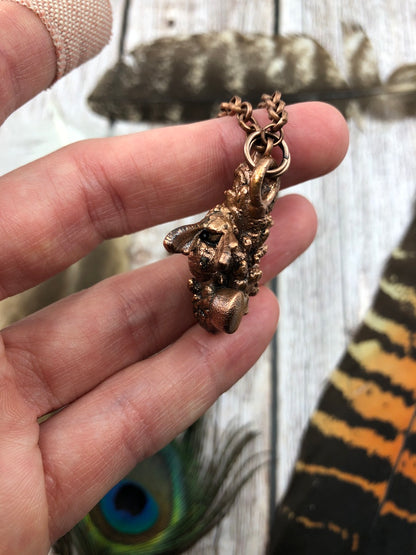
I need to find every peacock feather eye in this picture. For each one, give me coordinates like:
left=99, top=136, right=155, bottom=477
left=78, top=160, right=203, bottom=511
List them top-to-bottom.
left=53, top=423, right=259, bottom=554
left=80, top=444, right=187, bottom=549
left=98, top=480, right=160, bottom=535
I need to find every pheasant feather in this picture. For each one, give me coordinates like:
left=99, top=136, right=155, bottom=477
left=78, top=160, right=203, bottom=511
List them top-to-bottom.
left=268, top=208, right=416, bottom=554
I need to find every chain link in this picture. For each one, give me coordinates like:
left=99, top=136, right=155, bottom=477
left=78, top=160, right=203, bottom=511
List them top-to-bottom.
left=218, top=91, right=288, bottom=136
left=218, top=91, right=290, bottom=177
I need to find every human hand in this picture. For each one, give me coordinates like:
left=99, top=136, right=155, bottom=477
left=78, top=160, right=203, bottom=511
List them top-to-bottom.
left=0, top=2, right=349, bottom=553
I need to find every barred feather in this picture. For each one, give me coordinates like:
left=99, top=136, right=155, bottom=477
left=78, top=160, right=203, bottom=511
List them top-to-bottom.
left=88, top=26, right=416, bottom=124
left=88, top=30, right=347, bottom=123
left=269, top=210, right=416, bottom=554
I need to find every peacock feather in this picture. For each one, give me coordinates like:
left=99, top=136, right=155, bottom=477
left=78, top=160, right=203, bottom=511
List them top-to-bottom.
left=268, top=208, right=416, bottom=554
left=53, top=422, right=261, bottom=554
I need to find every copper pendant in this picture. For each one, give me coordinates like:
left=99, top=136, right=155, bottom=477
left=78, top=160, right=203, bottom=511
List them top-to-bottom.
left=164, top=131, right=290, bottom=333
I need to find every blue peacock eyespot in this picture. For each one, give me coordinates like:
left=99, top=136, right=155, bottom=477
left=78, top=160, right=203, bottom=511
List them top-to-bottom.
left=99, top=479, right=159, bottom=534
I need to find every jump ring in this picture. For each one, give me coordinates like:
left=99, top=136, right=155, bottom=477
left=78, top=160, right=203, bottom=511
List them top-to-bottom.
left=262, top=123, right=284, bottom=144
left=244, top=131, right=291, bottom=177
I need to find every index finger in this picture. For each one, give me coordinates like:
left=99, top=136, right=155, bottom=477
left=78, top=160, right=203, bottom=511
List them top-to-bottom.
left=0, top=103, right=349, bottom=298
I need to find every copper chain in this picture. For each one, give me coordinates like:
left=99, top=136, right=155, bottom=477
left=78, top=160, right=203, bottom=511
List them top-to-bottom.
left=218, top=91, right=290, bottom=176
left=218, top=91, right=288, bottom=135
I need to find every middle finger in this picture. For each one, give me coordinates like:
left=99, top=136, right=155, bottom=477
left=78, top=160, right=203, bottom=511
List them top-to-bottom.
left=0, top=102, right=347, bottom=299
left=2, top=193, right=316, bottom=415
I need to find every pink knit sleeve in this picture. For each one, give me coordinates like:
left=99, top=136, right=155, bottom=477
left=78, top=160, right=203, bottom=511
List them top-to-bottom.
left=0, top=0, right=113, bottom=80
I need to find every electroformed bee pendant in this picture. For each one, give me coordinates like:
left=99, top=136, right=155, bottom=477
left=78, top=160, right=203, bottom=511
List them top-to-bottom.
left=163, top=92, right=290, bottom=333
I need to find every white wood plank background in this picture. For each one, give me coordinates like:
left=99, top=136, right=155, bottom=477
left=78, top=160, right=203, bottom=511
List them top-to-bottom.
left=0, top=1, right=415, bottom=553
